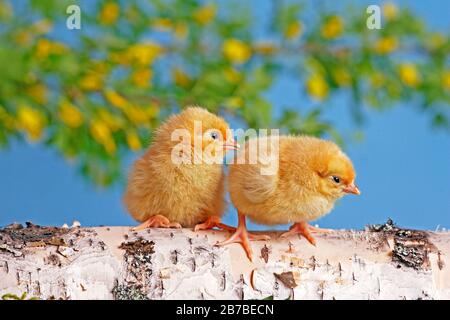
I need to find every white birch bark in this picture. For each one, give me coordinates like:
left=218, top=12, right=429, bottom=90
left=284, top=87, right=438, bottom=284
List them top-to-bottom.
left=0, top=222, right=449, bottom=300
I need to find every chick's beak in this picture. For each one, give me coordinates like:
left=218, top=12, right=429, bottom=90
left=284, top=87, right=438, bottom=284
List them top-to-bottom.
left=223, top=138, right=240, bottom=151
left=343, top=183, right=360, bottom=195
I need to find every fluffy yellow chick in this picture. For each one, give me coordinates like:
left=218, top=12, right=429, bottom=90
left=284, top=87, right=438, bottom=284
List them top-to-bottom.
left=123, top=106, right=239, bottom=231
left=220, top=135, right=360, bottom=260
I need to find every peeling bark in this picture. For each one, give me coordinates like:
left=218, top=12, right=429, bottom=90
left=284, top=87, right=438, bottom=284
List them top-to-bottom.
left=0, top=222, right=449, bottom=300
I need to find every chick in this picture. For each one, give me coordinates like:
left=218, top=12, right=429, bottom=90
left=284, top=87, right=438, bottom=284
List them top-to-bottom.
left=124, top=106, right=239, bottom=231
left=220, top=135, right=360, bottom=260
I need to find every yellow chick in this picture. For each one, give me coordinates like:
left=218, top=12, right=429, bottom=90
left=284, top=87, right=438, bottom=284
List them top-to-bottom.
left=123, top=106, right=239, bottom=231
left=220, top=135, right=360, bottom=260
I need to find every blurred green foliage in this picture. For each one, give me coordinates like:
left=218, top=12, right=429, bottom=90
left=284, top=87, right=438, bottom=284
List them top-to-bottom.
left=0, top=0, right=449, bottom=186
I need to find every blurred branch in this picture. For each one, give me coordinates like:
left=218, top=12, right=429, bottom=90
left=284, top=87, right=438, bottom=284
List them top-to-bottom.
left=0, top=0, right=448, bottom=185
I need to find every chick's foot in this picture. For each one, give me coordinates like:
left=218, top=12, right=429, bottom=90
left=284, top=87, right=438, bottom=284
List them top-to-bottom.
left=216, top=213, right=270, bottom=262
left=132, top=214, right=182, bottom=231
left=194, top=216, right=236, bottom=232
left=280, top=221, right=331, bottom=246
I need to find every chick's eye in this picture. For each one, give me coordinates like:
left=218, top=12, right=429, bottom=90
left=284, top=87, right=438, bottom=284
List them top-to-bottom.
left=210, top=132, right=219, bottom=140
left=331, top=176, right=340, bottom=184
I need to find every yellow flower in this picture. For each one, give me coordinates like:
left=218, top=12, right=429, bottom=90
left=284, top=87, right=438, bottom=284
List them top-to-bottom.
left=99, top=2, right=120, bottom=25
left=383, top=2, right=398, bottom=21
left=193, top=4, right=216, bottom=25
left=321, top=16, right=343, bottom=39
left=152, top=18, right=172, bottom=31
left=284, top=21, right=303, bottom=39
left=174, top=22, right=188, bottom=39
left=374, top=36, right=398, bottom=54
left=35, top=39, right=67, bottom=59
left=36, top=39, right=52, bottom=58
left=222, top=39, right=252, bottom=64
left=127, top=42, right=163, bottom=66
left=253, top=42, right=278, bottom=55
left=109, top=51, right=130, bottom=65
left=398, top=63, right=420, bottom=87
left=223, top=67, right=242, bottom=84
left=172, top=68, right=191, bottom=88
left=131, top=69, right=152, bottom=88
left=333, top=69, right=351, bottom=86
left=443, top=70, right=450, bottom=90
left=80, top=74, right=103, bottom=91
left=306, top=74, right=329, bottom=100
left=26, top=83, right=47, bottom=104
left=105, top=90, right=129, bottom=109
left=224, top=96, right=244, bottom=109
left=58, top=100, right=83, bottom=128
left=17, top=105, right=45, bottom=141
left=123, top=105, right=150, bottom=125
left=98, top=109, right=123, bottom=131
left=90, top=119, right=116, bottom=154
left=126, top=130, right=142, bottom=151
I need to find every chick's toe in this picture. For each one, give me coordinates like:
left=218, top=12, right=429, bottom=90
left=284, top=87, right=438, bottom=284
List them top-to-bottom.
left=216, top=213, right=270, bottom=262
left=132, top=214, right=182, bottom=231
left=194, top=216, right=236, bottom=232
left=280, top=222, right=318, bottom=246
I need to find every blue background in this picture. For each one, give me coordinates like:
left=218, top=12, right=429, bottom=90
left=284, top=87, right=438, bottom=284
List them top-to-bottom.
left=0, top=0, right=449, bottom=230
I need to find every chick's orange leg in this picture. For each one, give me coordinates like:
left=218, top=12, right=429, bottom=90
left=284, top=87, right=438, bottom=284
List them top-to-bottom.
left=216, top=213, right=270, bottom=262
left=132, top=214, right=182, bottom=231
left=194, top=216, right=236, bottom=232
left=280, top=221, right=318, bottom=246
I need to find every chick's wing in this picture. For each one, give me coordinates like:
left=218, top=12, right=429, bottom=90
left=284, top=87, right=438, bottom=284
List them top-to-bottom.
left=231, top=137, right=279, bottom=204
left=242, top=165, right=278, bottom=204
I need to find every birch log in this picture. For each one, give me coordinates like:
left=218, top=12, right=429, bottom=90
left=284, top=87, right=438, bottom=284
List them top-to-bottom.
left=0, top=221, right=449, bottom=300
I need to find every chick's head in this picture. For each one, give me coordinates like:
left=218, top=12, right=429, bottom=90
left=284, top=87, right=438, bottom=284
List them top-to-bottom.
left=181, top=107, right=238, bottom=157
left=313, top=146, right=360, bottom=199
